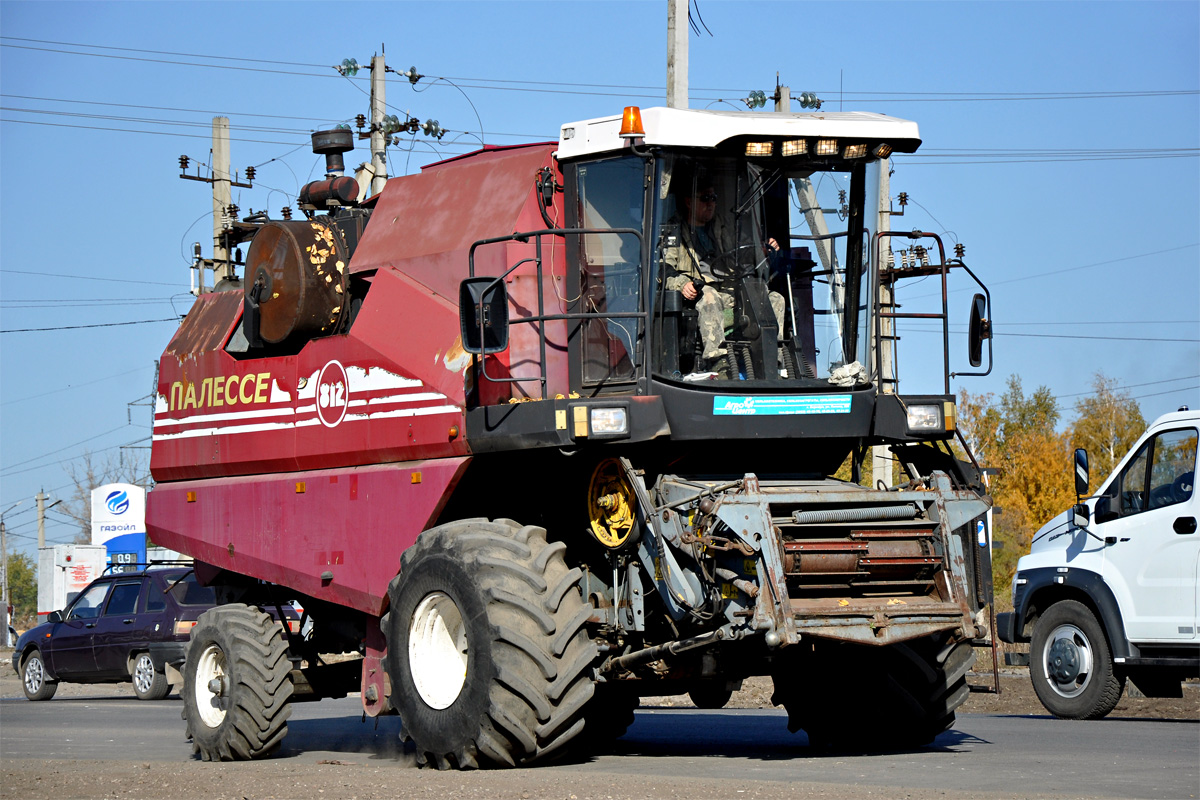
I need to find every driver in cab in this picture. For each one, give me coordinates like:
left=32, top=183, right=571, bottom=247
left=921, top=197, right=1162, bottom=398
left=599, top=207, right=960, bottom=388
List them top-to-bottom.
left=663, top=171, right=785, bottom=366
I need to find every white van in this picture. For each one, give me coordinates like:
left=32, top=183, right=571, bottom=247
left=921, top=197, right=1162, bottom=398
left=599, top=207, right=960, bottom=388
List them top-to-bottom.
left=997, top=408, right=1198, bottom=718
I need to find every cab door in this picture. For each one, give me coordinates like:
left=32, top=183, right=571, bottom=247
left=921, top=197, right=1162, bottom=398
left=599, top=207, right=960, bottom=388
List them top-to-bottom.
left=1098, top=425, right=1198, bottom=642
left=44, top=580, right=111, bottom=678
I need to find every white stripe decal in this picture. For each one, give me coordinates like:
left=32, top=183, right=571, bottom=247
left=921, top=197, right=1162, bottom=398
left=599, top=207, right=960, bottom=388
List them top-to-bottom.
left=152, top=405, right=460, bottom=440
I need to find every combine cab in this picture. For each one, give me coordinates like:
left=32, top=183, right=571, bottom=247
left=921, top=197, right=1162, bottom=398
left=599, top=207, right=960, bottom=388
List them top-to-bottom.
left=149, top=105, right=996, bottom=767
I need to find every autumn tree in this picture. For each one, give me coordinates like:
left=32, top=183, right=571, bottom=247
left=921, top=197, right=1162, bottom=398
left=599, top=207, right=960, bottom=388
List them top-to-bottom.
left=1071, top=372, right=1145, bottom=493
left=61, top=449, right=150, bottom=544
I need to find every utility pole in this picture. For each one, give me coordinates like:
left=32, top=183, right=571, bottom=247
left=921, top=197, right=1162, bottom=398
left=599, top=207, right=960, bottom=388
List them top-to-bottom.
left=666, top=0, right=688, bottom=108
left=370, top=54, right=388, bottom=197
left=774, top=79, right=791, bottom=112
left=211, top=117, right=233, bottom=285
left=872, top=160, right=894, bottom=488
left=36, top=489, right=47, bottom=549
left=2, top=501, right=22, bottom=646
left=1, top=518, right=8, bottom=646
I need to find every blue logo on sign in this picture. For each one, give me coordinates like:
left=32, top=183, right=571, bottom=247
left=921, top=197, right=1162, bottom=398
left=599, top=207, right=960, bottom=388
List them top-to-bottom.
left=106, top=490, right=130, bottom=515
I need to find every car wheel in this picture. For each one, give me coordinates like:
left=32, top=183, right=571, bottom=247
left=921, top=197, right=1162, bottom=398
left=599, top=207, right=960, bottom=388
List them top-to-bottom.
left=1030, top=599, right=1124, bottom=719
left=22, top=649, right=58, bottom=701
left=133, top=652, right=170, bottom=701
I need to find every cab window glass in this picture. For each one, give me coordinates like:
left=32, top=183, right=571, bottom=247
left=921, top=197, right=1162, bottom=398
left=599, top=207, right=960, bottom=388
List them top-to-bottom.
left=577, top=156, right=645, bottom=385
left=1148, top=428, right=1197, bottom=510
left=1118, top=441, right=1149, bottom=514
left=104, top=581, right=142, bottom=616
left=66, top=582, right=111, bottom=621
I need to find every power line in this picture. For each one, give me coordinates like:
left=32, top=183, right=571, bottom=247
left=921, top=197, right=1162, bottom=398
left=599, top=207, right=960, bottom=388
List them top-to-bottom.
left=4, top=38, right=1195, bottom=105
left=0, top=268, right=181, bottom=287
left=1, top=318, right=179, bottom=334
left=2, top=365, right=154, bottom=407
left=1053, top=375, right=1200, bottom=400
left=0, top=424, right=131, bottom=475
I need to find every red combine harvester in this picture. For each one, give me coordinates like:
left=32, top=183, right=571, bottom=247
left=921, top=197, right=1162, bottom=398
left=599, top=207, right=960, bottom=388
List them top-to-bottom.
left=148, top=105, right=996, bottom=768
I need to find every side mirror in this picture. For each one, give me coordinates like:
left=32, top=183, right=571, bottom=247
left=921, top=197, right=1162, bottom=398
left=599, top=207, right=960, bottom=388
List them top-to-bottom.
left=459, top=277, right=509, bottom=355
left=967, top=293, right=990, bottom=368
left=1074, top=448, right=1090, bottom=498
left=1071, top=502, right=1091, bottom=527
left=46, top=610, right=63, bottom=623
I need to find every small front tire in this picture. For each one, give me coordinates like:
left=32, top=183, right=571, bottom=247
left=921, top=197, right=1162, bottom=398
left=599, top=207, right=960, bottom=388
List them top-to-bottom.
left=1030, top=599, right=1123, bottom=719
left=182, top=604, right=294, bottom=760
left=22, top=649, right=58, bottom=701
left=133, top=652, right=170, bottom=701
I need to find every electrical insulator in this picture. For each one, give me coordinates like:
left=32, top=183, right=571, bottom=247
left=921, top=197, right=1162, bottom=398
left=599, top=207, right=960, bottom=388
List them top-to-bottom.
left=338, top=58, right=359, bottom=77
left=401, top=66, right=423, bottom=84
left=745, top=90, right=768, bottom=109
left=799, top=91, right=823, bottom=109
left=356, top=114, right=366, bottom=129
left=421, top=119, right=446, bottom=140
left=179, top=155, right=189, bottom=170
left=245, top=166, right=256, bottom=181
left=838, top=189, right=846, bottom=205
left=898, top=191, right=909, bottom=207
left=226, top=203, right=239, bottom=218
left=280, top=206, right=292, bottom=220
left=954, top=243, right=965, bottom=258
left=886, top=248, right=895, bottom=269
left=900, top=249, right=911, bottom=269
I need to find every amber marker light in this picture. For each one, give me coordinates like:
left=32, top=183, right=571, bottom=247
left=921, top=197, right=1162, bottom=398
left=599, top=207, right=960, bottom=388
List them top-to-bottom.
left=619, top=106, right=645, bottom=139
left=448, top=425, right=460, bottom=440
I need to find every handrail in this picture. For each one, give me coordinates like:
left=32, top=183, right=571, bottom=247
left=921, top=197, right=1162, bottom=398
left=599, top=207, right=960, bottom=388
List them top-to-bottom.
left=468, top=226, right=645, bottom=398
left=872, top=231, right=950, bottom=395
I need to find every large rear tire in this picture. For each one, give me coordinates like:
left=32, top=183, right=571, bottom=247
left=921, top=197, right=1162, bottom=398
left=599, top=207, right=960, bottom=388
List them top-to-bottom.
left=383, top=519, right=597, bottom=769
left=182, top=604, right=294, bottom=761
left=772, top=636, right=974, bottom=749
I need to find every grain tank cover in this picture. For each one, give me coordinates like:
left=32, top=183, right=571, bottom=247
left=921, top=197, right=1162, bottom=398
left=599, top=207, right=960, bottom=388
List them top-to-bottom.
left=244, top=219, right=349, bottom=344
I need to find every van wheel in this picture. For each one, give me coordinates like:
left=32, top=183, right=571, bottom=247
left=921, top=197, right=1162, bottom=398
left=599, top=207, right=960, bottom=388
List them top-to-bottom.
left=1030, top=600, right=1123, bottom=719
left=22, top=649, right=57, bottom=701
left=133, top=652, right=170, bottom=701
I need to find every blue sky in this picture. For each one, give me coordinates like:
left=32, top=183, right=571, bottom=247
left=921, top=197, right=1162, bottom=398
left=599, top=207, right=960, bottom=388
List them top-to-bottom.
left=1, top=1, right=1197, bottom=557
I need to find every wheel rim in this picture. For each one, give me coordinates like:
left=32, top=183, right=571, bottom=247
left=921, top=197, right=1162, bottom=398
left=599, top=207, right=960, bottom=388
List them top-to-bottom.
left=408, top=591, right=468, bottom=710
left=1042, top=623, right=1094, bottom=698
left=193, top=643, right=228, bottom=727
left=134, top=654, right=156, bottom=694
left=24, top=656, right=44, bottom=694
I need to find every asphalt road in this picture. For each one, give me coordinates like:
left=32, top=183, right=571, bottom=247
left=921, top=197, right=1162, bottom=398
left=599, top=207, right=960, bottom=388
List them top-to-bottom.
left=2, top=693, right=1197, bottom=800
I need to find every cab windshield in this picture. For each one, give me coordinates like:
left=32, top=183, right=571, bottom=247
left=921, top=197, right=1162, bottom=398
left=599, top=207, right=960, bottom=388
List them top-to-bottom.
left=649, top=152, right=879, bottom=385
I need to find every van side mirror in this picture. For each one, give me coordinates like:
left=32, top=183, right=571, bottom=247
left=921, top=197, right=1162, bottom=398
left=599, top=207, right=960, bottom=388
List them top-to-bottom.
left=458, top=277, right=509, bottom=355
left=968, top=293, right=990, bottom=368
left=1074, top=448, right=1090, bottom=497
left=1071, top=503, right=1090, bottom=527
left=46, top=610, right=63, bottom=623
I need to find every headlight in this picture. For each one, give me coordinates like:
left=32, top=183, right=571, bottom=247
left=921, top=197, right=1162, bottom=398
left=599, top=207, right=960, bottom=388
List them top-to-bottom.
left=906, top=404, right=942, bottom=431
left=590, top=407, right=628, bottom=435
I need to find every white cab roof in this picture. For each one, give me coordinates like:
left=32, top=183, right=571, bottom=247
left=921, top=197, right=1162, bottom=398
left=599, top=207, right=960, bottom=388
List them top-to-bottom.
left=557, top=106, right=922, bottom=161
